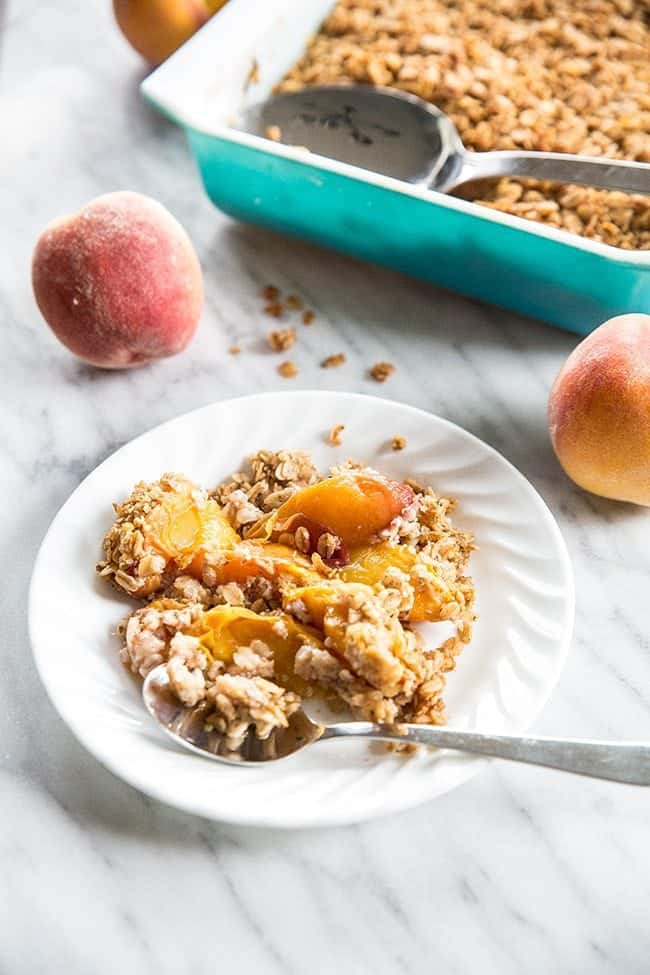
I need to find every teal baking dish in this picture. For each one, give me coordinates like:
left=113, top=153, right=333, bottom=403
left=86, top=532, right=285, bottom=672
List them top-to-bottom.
left=141, top=0, right=650, bottom=335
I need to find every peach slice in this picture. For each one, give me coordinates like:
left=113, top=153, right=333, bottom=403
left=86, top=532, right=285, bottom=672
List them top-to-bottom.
left=249, top=472, right=415, bottom=554
left=100, top=474, right=239, bottom=598
left=146, top=492, right=238, bottom=582
left=210, top=542, right=322, bottom=590
left=339, top=543, right=450, bottom=622
left=282, top=582, right=342, bottom=631
left=188, top=605, right=324, bottom=695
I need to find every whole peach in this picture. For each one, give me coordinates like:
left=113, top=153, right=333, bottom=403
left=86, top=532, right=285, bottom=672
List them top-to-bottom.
left=113, top=0, right=226, bottom=66
left=32, top=191, right=203, bottom=369
left=548, top=314, right=650, bottom=505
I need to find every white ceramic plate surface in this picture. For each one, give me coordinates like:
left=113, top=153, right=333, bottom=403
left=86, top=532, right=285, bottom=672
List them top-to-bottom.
left=29, top=392, right=574, bottom=827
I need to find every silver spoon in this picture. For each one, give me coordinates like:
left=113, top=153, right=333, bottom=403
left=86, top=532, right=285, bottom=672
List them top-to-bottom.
left=242, top=85, right=650, bottom=195
left=143, top=665, right=650, bottom=784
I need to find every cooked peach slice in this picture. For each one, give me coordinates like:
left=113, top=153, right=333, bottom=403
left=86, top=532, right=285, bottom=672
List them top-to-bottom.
left=248, top=471, right=415, bottom=555
left=98, top=473, right=238, bottom=598
left=147, top=491, right=236, bottom=572
left=211, top=542, right=322, bottom=590
left=339, top=542, right=450, bottom=622
left=282, top=582, right=339, bottom=630
left=189, top=605, right=324, bottom=695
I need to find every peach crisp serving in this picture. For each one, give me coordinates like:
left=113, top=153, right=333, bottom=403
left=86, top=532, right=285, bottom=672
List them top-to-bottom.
left=97, top=451, right=476, bottom=751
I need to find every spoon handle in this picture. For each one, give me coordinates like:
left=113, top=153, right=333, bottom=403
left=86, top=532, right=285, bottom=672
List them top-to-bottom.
left=457, top=150, right=650, bottom=195
left=321, top=723, right=650, bottom=785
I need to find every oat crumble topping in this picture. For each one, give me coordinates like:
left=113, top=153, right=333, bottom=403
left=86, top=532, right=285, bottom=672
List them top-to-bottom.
left=328, top=423, right=346, bottom=445
left=391, top=436, right=407, bottom=451
left=214, top=449, right=320, bottom=518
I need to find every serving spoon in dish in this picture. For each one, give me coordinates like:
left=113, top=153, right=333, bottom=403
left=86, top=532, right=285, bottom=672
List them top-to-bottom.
left=242, top=85, right=650, bottom=196
left=144, top=664, right=650, bottom=784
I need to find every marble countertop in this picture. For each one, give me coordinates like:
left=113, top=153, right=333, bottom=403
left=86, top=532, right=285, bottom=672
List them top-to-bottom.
left=3, top=2, right=650, bottom=972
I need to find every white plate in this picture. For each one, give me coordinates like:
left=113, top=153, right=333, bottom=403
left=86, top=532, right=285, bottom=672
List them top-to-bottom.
left=29, top=392, right=574, bottom=828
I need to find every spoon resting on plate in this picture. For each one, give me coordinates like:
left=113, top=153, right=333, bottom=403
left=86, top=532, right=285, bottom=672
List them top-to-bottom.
left=242, top=85, right=650, bottom=195
left=143, top=664, right=650, bottom=783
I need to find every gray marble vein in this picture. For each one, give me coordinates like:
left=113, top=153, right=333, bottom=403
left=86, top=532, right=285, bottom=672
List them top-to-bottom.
left=2, top=2, right=650, bottom=972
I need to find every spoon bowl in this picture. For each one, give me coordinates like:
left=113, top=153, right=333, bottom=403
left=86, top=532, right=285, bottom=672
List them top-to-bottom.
left=243, top=84, right=465, bottom=188
left=143, top=664, right=324, bottom=763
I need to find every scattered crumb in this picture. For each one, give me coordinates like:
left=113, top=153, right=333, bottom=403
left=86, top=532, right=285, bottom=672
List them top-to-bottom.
left=245, top=59, right=259, bottom=90
left=266, top=125, right=282, bottom=142
left=260, top=286, right=312, bottom=329
left=264, top=301, right=284, bottom=318
left=268, top=327, right=296, bottom=352
left=228, top=345, right=241, bottom=356
left=321, top=353, right=346, bottom=369
left=278, top=360, right=298, bottom=378
left=370, top=362, right=395, bottom=382
left=328, top=424, right=345, bottom=445
left=391, top=436, right=407, bottom=451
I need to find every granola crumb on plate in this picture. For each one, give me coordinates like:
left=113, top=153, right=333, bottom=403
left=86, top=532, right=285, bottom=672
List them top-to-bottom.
left=328, top=423, right=345, bottom=445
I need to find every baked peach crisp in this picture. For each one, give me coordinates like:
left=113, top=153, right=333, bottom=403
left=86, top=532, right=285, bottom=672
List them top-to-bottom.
left=100, top=451, right=476, bottom=750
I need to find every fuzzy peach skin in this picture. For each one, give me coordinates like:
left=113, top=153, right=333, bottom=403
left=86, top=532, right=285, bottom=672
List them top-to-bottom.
left=113, top=0, right=227, bottom=65
left=32, top=191, right=203, bottom=369
left=548, top=314, right=650, bottom=506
